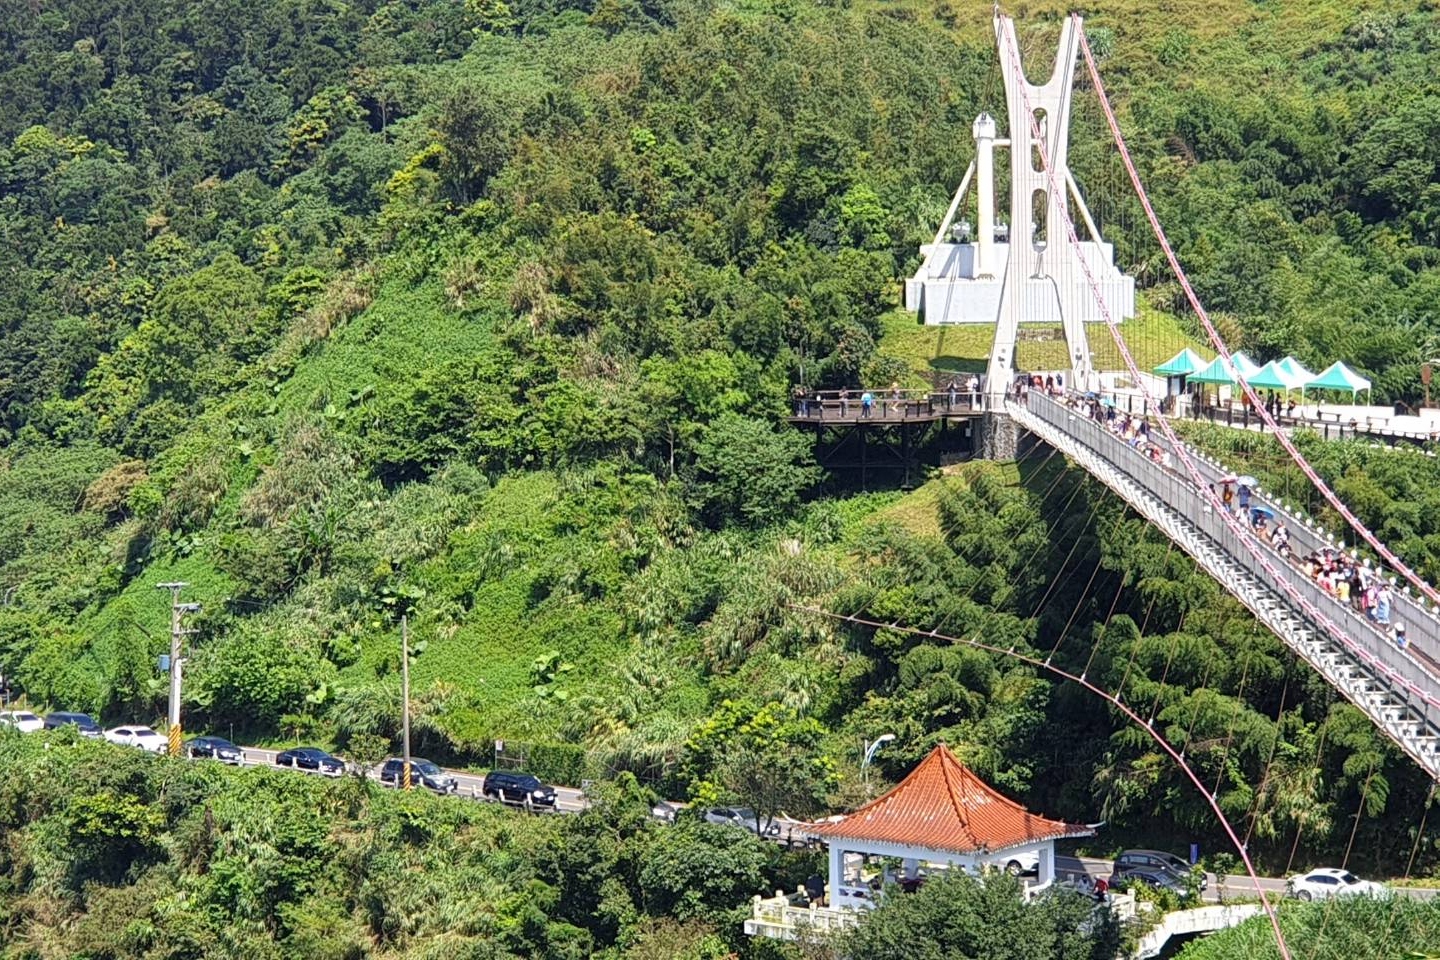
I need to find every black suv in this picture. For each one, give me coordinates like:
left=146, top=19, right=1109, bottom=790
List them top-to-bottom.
left=43, top=712, right=101, bottom=738
left=186, top=736, right=244, bottom=764
left=276, top=747, right=346, bottom=777
left=379, top=757, right=457, bottom=793
left=482, top=770, right=557, bottom=807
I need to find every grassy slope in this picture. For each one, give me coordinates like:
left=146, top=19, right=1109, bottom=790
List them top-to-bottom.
left=877, top=298, right=1211, bottom=378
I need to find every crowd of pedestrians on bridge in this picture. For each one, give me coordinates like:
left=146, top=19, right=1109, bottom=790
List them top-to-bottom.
left=1050, top=388, right=1413, bottom=653
left=1062, top=388, right=1174, bottom=468
left=1212, top=478, right=1405, bottom=648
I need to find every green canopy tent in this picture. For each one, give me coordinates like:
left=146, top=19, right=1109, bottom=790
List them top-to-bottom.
left=1153, top=347, right=1207, bottom=377
left=1189, top=351, right=1260, bottom=385
left=1189, top=352, right=1262, bottom=414
left=1231, top=352, right=1261, bottom=380
left=1247, top=360, right=1295, bottom=392
left=1305, top=361, right=1372, bottom=400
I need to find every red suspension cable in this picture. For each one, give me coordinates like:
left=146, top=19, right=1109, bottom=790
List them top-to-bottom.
left=998, top=13, right=1440, bottom=724
left=1075, top=18, right=1440, bottom=613
left=800, top=604, right=1290, bottom=958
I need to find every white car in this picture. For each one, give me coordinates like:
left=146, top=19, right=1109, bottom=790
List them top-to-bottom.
left=0, top=710, right=44, bottom=733
left=104, top=725, right=168, bottom=754
left=982, top=849, right=1040, bottom=875
left=1286, top=867, right=1387, bottom=901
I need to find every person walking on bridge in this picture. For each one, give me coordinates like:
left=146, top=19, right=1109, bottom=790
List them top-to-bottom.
left=968, top=374, right=980, bottom=408
left=947, top=378, right=958, bottom=409
left=793, top=383, right=809, bottom=417
left=839, top=388, right=850, bottom=418
left=860, top=390, right=874, bottom=419
left=1374, top=582, right=1394, bottom=626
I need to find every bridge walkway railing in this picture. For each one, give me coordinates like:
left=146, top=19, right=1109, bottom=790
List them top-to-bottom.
left=1009, top=391, right=1440, bottom=779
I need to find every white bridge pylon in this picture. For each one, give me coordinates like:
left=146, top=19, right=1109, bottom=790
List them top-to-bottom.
left=904, top=14, right=1136, bottom=401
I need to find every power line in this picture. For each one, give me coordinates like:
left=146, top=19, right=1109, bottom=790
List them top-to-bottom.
left=795, top=601, right=1292, bottom=954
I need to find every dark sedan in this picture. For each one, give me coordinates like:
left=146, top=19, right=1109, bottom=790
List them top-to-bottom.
left=44, top=712, right=102, bottom=738
left=186, top=736, right=244, bottom=764
left=275, top=747, right=346, bottom=777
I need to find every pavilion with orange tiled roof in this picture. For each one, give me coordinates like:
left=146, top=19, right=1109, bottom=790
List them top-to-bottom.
left=811, top=743, right=1095, bottom=910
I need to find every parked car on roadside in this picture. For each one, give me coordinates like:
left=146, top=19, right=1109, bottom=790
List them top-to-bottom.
left=0, top=710, right=44, bottom=733
left=44, top=712, right=102, bottom=737
left=104, top=725, right=168, bottom=753
left=186, top=736, right=244, bottom=764
left=276, top=747, right=346, bottom=776
left=380, top=757, right=458, bottom=793
left=481, top=770, right=557, bottom=807
left=704, top=806, right=781, bottom=837
left=1111, top=849, right=1206, bottom=890
left=990, top=850, right=1039, bottom=875
left=1109, top=868, right=1189, bottom=896
left=1286, top=868, right=1387, bottom=901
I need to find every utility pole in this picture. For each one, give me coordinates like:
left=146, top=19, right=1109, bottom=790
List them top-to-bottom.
left=156, top=582, right=200, bottom=757
left=401, top=613, right=412, bottom=790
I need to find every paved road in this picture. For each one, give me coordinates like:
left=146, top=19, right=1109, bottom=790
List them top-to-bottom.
left=221, top=745, right=1435, bottom=900
left=235, top=746, right=588, bottom=814
left=1055, top=855, right=1438, bottom=903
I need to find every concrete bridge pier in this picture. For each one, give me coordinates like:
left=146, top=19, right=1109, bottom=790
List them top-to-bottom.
left=978, top=412, right=1022, bottom=460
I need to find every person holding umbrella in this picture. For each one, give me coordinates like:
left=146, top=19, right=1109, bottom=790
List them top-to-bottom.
left=1236, top=476, right=1257, bottom=514
left=1251, top=506, right=1274, bottom=537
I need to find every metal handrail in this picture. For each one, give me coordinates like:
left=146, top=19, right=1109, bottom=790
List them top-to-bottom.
left=1013, top=391, right=1440, bottom=772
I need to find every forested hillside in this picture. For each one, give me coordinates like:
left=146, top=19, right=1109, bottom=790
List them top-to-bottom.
left=4, top=0, right=1440, bottom=955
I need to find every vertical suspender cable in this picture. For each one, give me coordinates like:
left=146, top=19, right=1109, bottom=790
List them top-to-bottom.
left=1076, top=20, right=1440, bottom=612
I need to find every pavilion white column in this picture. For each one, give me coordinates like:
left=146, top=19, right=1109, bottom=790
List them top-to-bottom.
left=828, top=843, right=843, bottom=907
left=1037, top=844, right=1053, bottom=886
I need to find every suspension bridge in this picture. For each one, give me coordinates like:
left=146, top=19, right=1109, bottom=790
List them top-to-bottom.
left=850, top=10, right=1440, bottom=956
left=895, top=10, right=1440, bottom=789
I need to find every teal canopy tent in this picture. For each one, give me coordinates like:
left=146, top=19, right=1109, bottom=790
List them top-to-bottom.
left=1153, top=347, right=1207, bottom=377
left=1189, top=352, right=1259, bottom=385
left=1231, top=352, right=1261, bottom=380
left=1247, top=360, right=1295, bottom=392
left=1306, top=361, right=1372, bottom=399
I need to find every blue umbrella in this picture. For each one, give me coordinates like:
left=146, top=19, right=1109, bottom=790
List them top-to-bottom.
left=1099, top=397, right=1116, bottom=407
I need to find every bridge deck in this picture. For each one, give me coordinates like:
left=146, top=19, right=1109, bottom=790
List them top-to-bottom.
left=1010, top=391, right=1440, bottom=779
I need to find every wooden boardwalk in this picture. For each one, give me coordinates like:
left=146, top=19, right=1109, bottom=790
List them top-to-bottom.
left=787, top=390, right=988, bottom=426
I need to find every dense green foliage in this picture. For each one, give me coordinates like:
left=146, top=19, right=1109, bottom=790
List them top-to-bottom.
left=4, top=0, right=1440, bottom=953
left=0, top=731, right=808, bottom=958
left=836, top=872, right=1122, bottom=960
left=1175, top=896, right=1440, bottom=960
